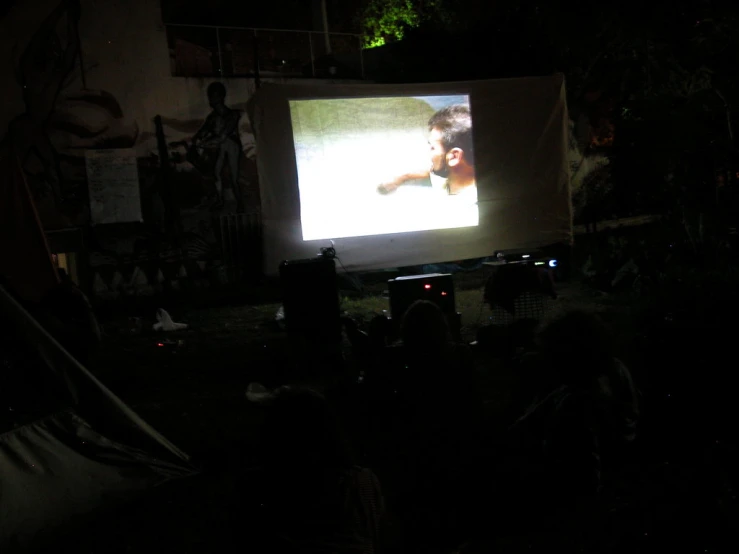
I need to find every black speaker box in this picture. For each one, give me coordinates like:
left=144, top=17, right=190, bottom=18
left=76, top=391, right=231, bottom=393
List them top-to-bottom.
left=279, top=257, right=341, bottom=343
left=388, top=273, right=456, bottom=322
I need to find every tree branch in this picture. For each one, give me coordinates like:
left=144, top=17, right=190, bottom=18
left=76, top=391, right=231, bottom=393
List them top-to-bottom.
left=715, top=89, right=734, bottom=144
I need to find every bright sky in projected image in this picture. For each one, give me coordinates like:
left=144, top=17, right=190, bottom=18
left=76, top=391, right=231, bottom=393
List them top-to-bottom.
left=289, top=95, right=478, bottom=241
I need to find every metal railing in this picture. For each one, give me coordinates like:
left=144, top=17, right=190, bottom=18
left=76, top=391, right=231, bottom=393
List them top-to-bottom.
left=166, top=23, right=365, bottom=79
left=219, top=212, right=262, bottom=283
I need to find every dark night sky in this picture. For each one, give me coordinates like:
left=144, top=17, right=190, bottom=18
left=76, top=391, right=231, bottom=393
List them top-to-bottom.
left=1, top=0, right=17, bottom=19
left=161, top=0, right=363, bottom=33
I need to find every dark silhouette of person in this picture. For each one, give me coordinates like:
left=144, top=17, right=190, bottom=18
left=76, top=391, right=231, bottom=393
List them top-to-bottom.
left=6, top=0, right=81, bottom=205
left=191, top=82, right=242, bottom=209
left=366, top=301, right=482, bottom=553
left=534, top=309, right=640, bottom=457
left=486, top=310, right=640, bottom=544
left=341, top=313, right=395, bottom=376
left=253, top=385, right=390, bottom=553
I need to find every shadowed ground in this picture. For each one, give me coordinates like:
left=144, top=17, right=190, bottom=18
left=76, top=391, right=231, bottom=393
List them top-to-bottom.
left=52, top=270, right=737, bottom=553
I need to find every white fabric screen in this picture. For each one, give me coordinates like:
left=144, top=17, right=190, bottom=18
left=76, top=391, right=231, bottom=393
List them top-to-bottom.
left=250, top=75, right=572, bottom=275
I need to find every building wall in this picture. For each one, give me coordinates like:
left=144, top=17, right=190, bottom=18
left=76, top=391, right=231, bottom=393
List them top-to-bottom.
left=0, top=0, right=321, bottom=297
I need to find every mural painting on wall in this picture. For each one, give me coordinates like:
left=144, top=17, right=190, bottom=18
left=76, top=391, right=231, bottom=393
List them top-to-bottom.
left=3, top=0, right=261, bottom=297
left=5, top=0, right=138, bottom=231
left=89, top=77, right=262, bottom=298
left=91, top=78, right=261, bottom=298
left=113, top=80, right=263, bottom=296
left=161, top=81, right=260, bottom=215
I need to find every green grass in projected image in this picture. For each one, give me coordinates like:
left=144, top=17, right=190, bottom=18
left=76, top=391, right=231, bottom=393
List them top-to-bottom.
left=289, top=97, right=436, bottom=144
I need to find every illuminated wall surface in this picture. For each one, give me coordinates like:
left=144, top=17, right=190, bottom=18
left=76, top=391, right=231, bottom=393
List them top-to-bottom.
left=0, top=0, right=358, bottom=295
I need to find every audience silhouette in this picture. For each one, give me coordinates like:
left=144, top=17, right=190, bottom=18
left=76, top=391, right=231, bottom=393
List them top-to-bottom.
left=348, top=301, right=483, bottom=553
left=471, top=309, right=641, bottom=550
left=253, top=385, right=390, bottom=553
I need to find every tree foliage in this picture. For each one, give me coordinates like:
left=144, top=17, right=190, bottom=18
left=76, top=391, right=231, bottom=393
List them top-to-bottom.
left=359, top=0, right=452, bottom=48
left=464, top=2, right=739, bottom=213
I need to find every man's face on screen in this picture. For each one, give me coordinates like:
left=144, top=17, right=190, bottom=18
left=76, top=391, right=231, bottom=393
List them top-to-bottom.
left=429, top=128, right=450, bottom=178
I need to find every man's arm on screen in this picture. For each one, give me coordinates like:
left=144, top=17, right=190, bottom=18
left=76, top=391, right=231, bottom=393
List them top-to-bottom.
left=377, top=170, right=431, bottom=194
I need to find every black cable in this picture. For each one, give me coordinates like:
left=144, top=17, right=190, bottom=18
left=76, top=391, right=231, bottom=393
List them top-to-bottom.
left=335, top=256, right=366, bottom=297
left=477, top=266, right=490, bottom=325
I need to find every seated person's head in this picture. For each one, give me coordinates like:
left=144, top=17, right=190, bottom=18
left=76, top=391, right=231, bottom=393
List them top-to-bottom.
left=400, top=300, right=451, bottom=355
left=536, top=309, right=614, bottom=385
left=368, top=314, right=392, bottom=348
left=259, top=386, right=353, bottom=475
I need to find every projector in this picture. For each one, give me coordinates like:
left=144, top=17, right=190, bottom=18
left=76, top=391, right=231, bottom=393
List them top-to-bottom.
left=493, top=250, right=558, bottom=269
left=494, top=250, right=544, bottom=263
left=387, top=273, right=456, bottom=322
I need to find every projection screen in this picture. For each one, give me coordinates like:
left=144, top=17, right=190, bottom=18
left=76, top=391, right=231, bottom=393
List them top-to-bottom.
left=249, top=75, right=572, bottom=276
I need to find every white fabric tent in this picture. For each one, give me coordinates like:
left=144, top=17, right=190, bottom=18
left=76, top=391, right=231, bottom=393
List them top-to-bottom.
left=0, top=284, right=197, bottom=552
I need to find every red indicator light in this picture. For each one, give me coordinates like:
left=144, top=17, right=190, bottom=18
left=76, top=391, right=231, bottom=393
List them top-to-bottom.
left=424, top=284, right=431, bottom=289
left=441, top=291, right=447, bottom=296
left=157, top=343, right=164, bottom=347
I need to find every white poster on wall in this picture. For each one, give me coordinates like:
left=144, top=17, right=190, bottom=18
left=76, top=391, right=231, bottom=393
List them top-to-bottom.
left=85, top=148, right=143, bottom=225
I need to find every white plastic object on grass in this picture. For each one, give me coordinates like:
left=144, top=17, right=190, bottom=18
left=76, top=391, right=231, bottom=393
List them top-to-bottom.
left=275, top=305, right=286, bottom=330
left=152, top=308, right=188, bottom=331
left=246, top=382, right=274, bottom=403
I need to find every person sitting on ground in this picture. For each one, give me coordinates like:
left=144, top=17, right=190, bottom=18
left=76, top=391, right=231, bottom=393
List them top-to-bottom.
left=368, top=300, right=482, bottom=553
left=393, top=300, right=479, bottom=411
left=362, top=301, right=476, bottom=399
left=488, top=309, right=640, bottom=538
left=532, top=309, right=640, bottom=455
left=368, top=313, right=393, bottom=351
left=341, top=314, right=384, bottom=370
left=253, top=385, right=391, bottom=554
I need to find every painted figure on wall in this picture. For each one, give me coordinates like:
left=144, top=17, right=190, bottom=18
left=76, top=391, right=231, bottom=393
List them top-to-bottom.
left=3, top=0, right=138, bottom=229
left=7, top=0, right=80, bottom=205
left=2, top=1, right=261, bottom=297
left=189, top=82, right=243, bottom=210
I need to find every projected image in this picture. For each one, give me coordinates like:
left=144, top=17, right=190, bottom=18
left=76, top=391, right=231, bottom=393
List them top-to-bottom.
left=289, top=95, right=477, bottom=241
